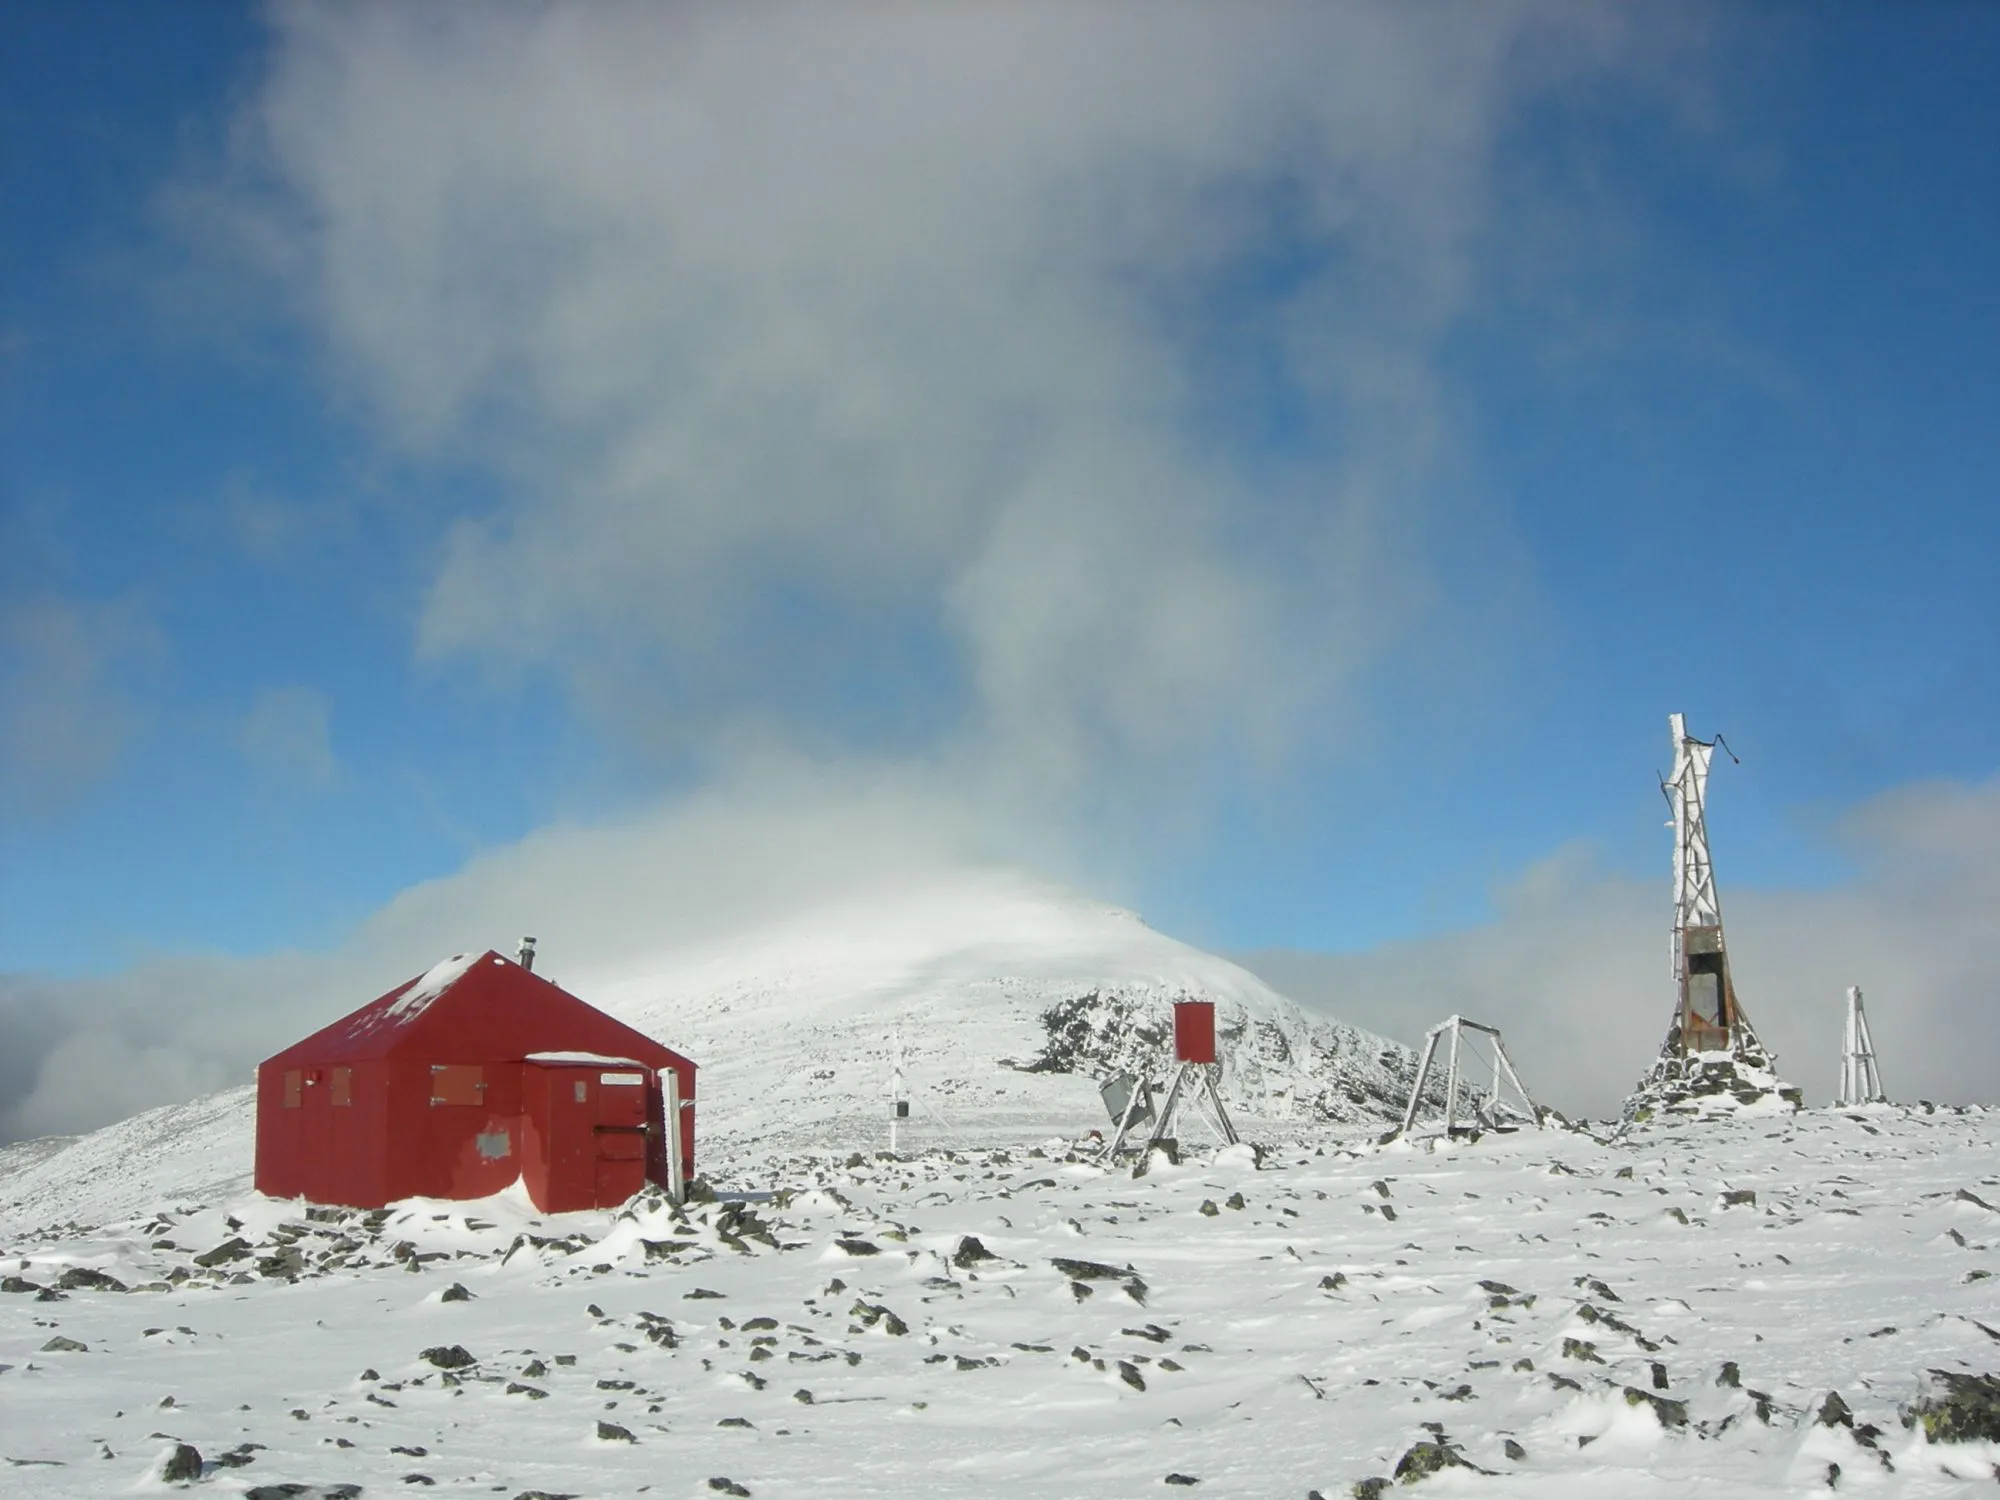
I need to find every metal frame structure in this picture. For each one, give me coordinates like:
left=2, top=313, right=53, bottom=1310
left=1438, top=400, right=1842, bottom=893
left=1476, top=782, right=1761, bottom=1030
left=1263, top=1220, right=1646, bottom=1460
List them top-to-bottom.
left=1662, top=712, right=1759, bottom=1056
left=1836, top=985, right=1887, bottom=1106
left=1395, top=1015, right=1542, bottom=1138
left=1103, top=1062, right=1238, bottom=1157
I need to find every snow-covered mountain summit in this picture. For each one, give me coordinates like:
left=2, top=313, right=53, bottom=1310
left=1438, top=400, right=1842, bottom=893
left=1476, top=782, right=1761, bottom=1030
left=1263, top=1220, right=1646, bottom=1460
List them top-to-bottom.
left=571, top=867, right=1418, bottom=1157
left=1, top=870, right=1415, bottom=1231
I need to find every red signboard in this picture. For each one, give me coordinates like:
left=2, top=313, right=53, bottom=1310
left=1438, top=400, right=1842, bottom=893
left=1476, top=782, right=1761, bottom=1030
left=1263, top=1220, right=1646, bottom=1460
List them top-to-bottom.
left=1174, top=1000, right=1217, bottom=1065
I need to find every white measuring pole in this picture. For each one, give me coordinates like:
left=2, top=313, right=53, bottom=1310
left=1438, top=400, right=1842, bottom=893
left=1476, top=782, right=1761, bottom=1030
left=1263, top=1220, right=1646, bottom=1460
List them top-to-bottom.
left=889, top=1026, right=905, bottom=1155
left=662, top=1066, right=686, bottom=1205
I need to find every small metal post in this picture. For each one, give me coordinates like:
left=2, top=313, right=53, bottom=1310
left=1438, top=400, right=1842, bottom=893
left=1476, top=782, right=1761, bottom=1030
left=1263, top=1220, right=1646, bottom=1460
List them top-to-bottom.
left=1443, top=1017, right=1463, bottom=1133
left=1399, top=1027, right=1442, bottom=1138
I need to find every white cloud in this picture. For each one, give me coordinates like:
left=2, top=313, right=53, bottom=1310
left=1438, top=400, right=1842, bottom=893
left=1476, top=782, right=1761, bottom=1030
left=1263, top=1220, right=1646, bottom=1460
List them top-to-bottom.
left=192, top=1, right=1671, bottom=792
left=0, top=593, right=158, bottom=818
left=238, top=684, right=340, bottom=788
left=1237, top=775, right=2000, bottom=1119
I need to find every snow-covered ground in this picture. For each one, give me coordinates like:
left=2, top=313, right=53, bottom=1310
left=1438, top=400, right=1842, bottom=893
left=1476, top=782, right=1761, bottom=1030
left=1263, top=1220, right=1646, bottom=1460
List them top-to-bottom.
left=4, top=878, right=1996, bottom=1495
left=4, top=1106, right=1998, bottom=1497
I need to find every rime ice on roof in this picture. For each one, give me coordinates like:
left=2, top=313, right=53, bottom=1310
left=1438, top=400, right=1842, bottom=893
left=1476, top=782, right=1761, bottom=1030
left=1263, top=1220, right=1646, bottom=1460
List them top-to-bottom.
left=1623, top=715, right=1800, bottom=1127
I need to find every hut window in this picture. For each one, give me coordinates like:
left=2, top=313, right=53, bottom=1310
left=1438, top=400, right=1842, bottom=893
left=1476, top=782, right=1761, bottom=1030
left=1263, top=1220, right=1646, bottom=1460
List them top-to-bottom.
left=429, top=1064, right=486, bottom=1106
left=330, top=1066, right=353, bottom=1107
left=283, top=1070, right=302, bottom=1108
left=573, top=1080, right=588, bottom=1104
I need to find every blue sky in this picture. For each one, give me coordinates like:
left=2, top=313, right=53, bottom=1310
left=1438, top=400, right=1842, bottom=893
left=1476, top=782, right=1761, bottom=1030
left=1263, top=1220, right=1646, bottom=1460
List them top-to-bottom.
left=2, top=0, right=1996, bottom=1005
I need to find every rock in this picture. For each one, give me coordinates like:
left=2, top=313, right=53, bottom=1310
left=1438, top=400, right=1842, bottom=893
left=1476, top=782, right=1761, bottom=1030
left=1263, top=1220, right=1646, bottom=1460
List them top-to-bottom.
left=1720, top=1189, right=1757, bottom=1208
left=1224, top=1192, right=1246, bottom=1211
left=1198, top=1200, right=1220, bottom=1217
left=951, top=1235, right=997, bottom=1269
left=194, top=1237, right=253, bottom=1268
left=833, top=1238, right=880, bottom=1256
left=1051, top=1256, right=1130, bottom=1281
left=54, top=1267, right=127, bottom=1293
left=1320, top=1273, right=1347, bottom=1291
left=2, top=1275, right=41, bottom=1293
left=1477, top=1279, right=1519, bottom=1297
left=439, top=1282, right=474, bottom=1302
left=848, top=1299, right=909, bottom=1336
left=39, top=1335, right=87, bottom=1352
left=1560, top=1338, right=1603, bottom=1364
left=419, top=1345, right=476, bottom=1370
left=1117, top=1360, right=1147, bottom=1391
left=1717, top=1361, right=1741, bottom=1388
left=1651, top=1362, right=1670, bottom=1390
left=1905, top=1369, right=2000, bottom=1444
left=505, top=1382, right=548, bottom=1399
left=1623, top=1387, right=1689, bottom=1428
left=1817, top=1391, right=1853, bottom=1427
left=595, top=1421, right=637, bottom=1443
left=1503, top=1438, right=1527, bottom=1460
left=1392, top=1441, right=1485, bottom=1481
left=160, top=1443, right=203, bottom=1483
left=1163, top=1474, right=1200, bottom=1486
left=707, top=1480, right=751, bottom=1497
left=1351, top=1482, right=1390, bottom=1500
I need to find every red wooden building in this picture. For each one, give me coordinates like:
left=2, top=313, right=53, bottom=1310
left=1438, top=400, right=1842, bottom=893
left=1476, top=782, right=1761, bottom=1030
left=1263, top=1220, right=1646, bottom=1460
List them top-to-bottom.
left=255, top=950, right=695, bottom=1212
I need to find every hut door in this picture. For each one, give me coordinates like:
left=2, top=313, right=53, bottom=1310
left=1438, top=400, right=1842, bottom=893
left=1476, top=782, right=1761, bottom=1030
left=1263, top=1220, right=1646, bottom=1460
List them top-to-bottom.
left=527, top=1063, right=652, bottom=1211
left=591, top=1070, right=650, bottom=1206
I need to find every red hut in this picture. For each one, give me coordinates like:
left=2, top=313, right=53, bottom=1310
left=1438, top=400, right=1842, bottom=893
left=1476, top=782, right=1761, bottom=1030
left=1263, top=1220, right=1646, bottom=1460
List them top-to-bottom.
left=255, top=950, right=695, bottom=1212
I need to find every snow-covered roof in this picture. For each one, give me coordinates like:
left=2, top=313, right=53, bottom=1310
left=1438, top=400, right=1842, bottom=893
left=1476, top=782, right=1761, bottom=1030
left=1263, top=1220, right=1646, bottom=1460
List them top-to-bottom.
left=524, top=1052, right=647, bottom=1069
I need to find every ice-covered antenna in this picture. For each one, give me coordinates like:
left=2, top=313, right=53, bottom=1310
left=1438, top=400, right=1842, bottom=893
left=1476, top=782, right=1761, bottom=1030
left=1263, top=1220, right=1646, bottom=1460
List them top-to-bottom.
left=517, top=936, right=537, bottom=972
left=1837, top=986, right=1887, bottom=1106
left=887, top=1025, right=908, bottom=1155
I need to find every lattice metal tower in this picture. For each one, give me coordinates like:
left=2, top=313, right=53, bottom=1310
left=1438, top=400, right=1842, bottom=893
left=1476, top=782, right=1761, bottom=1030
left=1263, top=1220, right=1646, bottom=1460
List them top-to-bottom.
left=1663, top=712, right=1757, bottom=1055
left=1836, top=985, right=1887, bottom=1106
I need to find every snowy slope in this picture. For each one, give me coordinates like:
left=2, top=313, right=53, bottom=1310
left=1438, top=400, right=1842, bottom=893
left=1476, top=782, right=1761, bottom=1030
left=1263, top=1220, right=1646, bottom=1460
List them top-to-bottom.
left=573, top=869, right=1421, bottom=1158
left=0, top=871, right=1416, bottom=1234
left=3, top=1107, right=1997, bottom=1497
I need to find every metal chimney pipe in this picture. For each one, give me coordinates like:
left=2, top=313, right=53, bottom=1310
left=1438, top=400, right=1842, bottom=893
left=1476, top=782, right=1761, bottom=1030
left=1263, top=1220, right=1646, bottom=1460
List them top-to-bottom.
left=517, top=936, right=537, bottom=972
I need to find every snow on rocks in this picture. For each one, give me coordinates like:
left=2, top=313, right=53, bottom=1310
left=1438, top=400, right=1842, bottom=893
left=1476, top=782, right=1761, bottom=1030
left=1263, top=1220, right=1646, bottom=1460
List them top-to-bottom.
left=1, top=1107, right=1996, bottom=1496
